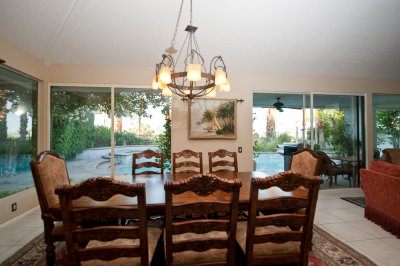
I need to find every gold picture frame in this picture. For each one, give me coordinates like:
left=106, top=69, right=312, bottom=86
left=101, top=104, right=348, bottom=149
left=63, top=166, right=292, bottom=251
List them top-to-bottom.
left=188, top=98, right=237, bottom=139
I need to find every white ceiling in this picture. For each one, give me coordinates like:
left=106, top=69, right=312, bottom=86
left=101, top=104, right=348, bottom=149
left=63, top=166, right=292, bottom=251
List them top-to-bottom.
left=1, top=0, right=400, bottom=79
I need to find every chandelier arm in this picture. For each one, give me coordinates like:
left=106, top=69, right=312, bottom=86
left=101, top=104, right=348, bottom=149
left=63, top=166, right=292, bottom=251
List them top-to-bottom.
left=192, top=35, right=207, bottom=73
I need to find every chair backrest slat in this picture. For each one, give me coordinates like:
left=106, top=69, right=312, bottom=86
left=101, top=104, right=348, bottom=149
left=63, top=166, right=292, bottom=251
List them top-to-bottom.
left=133, top=149, right=164, bottom=175
left=172, top=149, right=203, bottom=174
left=208, top=149, right=238, bottom=173
left=164, top=174, right=241, bottom=266
left=56, top=178, right=149, bottom=266
left=257, top=197, right=309, bottom=211
left=255, top=213, right=307, bottom=228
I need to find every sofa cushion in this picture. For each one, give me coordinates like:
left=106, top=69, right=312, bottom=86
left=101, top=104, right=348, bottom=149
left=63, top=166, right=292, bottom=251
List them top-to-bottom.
left=369, top=160, right=400, bottom=178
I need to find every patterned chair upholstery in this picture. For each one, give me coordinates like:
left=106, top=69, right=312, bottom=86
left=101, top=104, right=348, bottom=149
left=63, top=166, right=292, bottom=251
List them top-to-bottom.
left=289, top=148, right=323, bottom=177
left=30, top=151, right=70, bottom=265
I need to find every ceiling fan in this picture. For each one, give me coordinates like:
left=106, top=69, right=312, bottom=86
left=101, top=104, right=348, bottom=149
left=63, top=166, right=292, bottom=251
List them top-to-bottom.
left=273, top=97, right=284, bottom=112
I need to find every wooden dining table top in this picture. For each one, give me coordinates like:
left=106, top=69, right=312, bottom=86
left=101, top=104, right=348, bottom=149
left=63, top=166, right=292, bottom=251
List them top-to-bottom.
left=51, top=171, right=308, bottom=217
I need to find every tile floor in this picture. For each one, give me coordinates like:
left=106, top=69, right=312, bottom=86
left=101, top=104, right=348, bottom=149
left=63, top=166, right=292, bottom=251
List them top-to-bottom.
left=1, top=188, right=400, bottom=265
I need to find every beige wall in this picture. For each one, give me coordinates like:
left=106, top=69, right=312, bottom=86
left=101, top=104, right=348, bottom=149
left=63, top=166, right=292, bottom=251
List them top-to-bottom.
left=2, top=35, right=400, bottom=224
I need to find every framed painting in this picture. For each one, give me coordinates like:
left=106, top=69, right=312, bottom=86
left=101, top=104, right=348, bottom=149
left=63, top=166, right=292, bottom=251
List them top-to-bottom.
left=188, top=98, right=237, bottom=139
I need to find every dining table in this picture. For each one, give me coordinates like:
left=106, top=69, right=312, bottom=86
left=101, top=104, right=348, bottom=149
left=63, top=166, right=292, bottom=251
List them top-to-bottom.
left=50, top=171, right=309, bottom=218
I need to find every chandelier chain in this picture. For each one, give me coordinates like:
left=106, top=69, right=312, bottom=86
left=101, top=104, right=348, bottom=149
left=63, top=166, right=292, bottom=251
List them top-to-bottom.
left=170, top=0, right=184, bottom=49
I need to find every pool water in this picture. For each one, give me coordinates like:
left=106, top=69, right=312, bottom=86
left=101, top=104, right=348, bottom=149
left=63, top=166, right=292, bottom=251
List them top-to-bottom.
left=254, top=153, right=284, bottom=171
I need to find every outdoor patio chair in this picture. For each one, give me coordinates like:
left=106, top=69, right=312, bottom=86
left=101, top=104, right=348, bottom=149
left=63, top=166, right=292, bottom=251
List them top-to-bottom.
left=383, top=148, right=400, bottom=165
left=132, top=149, right=164, bottom=175
left=172, top=149, right=203, bottom=174
left=208, top=149, right=238, bottom=173
left=315, top=150, right=353, bottom=186
left=30, top=151, right=70, bottom=266
left=236, top=171, right=323, bottom=265
left=55, top=177, right=162, bottom=266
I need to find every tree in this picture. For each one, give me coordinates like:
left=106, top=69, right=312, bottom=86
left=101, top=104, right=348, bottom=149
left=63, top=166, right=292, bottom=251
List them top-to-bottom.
left=266, top=108, right=276, bottom=138
left=376, top=110, right=400, bottom=148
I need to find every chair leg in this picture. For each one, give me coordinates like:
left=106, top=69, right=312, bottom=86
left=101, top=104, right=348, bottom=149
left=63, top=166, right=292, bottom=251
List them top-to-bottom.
left=329, top=175, right=333, bottom=186
left=45, top=239, right=56, bottom=266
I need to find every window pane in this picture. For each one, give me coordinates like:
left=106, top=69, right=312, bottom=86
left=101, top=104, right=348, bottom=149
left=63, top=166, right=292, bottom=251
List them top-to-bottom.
left=0, top=66, right=38, bottom=198
left=50, top=86, right=111, bottom=182
left=114, top=88, right=170, bottom=174
left=373, top=94, right=400, bottom=157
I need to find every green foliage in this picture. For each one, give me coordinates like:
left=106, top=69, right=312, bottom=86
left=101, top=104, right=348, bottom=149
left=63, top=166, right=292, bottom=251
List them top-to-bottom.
left=198, top=101, right=235, bottom=135
left=157, top=103, right=171, bottom=170
left=319, top=109, right=354, bottom=156
left=376, top=110, right=400, bottom=148
left=277, top=133, right=293, bottom=144
left=253, top=136, right=278, bottom=152
left=0, top=191, right=12, bottom=199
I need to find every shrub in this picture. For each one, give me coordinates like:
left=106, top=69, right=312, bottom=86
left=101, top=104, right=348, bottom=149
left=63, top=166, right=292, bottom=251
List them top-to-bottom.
left=277, top=133, right=293, bottom=144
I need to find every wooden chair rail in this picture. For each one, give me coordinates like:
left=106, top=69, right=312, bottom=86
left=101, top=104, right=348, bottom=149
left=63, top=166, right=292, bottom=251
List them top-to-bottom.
left=257, top=197, right=309, bottom=211
left=172, top=202, right=231, bottom=215
left=255, top=213, right=306, bottom=227
left=173, top=220, right=229, bottom=234
left=254, top=231, right=303, bottom=244
left=172, top=238, right=228, bottom=253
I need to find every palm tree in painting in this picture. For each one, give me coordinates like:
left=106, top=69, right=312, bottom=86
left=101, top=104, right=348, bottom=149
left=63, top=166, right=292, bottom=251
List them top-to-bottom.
left=215, top=101, right=234, bottom=135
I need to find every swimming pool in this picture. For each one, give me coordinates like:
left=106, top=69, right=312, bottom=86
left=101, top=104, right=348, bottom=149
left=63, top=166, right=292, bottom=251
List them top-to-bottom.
left=254, top=153, right=284, bottom=171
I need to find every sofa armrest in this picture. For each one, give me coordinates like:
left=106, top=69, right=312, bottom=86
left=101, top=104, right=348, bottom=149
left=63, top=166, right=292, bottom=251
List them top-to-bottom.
left=360, top=169, right=400, bottom=221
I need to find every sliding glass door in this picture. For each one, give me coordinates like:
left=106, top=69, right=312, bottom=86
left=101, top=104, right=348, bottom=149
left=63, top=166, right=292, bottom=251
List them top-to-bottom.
left=50, top=85, right=170, bottom=183
left=253, top=92, right=365, bottom=188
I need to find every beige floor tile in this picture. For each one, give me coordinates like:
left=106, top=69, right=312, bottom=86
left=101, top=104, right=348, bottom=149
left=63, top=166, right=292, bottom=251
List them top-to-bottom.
left=316, top=198, right=358, bottom=210
left=325, top=208, right=364, bottom=222
left=314, top=210, right=345, bottom=225
left=349, top=220, right=395, bottom=238
left=321, top=222, right=376, bottom=242
left=0, top=228, right=39, bottom=245
left=382, top=237, right=400, bottom=249
left=350, top=239, right=400, bottom=266
left=347, top=243, right=388, bottom=266
left=0, top=245, right=24, bottom=264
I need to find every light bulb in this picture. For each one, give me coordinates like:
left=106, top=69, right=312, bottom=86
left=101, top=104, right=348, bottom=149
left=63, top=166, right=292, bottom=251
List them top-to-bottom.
left=187, top=64, right=201, bottom=81
left=159, top=66, right=172, bottom=84
left=215, top=68, right=226, bottom=86
left=152, top=75, right=159, bottom=90
left=220, top=80, right=230, bottom=92
left=206, top=87, right=216, bottom=97
left=162, top=88, right=172, bottom=96
left=184, top=89, right=191, bottom=95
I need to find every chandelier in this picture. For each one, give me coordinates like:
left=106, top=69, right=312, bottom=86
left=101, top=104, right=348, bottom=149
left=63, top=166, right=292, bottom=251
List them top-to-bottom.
left=152, top=0, right=230, bottom=100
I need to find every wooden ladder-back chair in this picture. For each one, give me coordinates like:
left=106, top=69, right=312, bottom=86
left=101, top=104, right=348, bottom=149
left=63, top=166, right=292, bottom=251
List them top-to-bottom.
left=289, top=148, right=323, bottom=177
left=132, top=149, right=164, bottom=175
left=172, top=149, right=203, bottom=174
left=208, top=149, right=238, bottom=173
left=30, top=151, right=70, bottom=266
left=237, top=171, right=323, bottom=265
left=164, top=174, right=241, bottom=266
left=55, top=177, right=162, bottom=266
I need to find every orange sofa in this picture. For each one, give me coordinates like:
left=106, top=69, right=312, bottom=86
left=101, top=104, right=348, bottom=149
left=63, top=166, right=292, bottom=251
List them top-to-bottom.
left=360, top=161, right=400, bottom=238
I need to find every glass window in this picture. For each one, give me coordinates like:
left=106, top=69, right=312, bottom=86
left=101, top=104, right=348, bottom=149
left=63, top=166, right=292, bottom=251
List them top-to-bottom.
left=0, top=66, right=38, bottom=199
left=50, top=86, right=111, bottom=182
left=373, top=94, right=400, bottom=158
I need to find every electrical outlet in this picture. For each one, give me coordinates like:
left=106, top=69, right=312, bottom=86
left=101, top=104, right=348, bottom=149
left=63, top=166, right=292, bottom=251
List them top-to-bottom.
left=238, top=147, right=242, bottom=153
left=11, top=202, right=17, bottom=212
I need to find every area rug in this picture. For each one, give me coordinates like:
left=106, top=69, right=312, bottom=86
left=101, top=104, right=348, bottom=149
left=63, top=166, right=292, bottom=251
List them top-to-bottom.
left=341, top=197, right=366, bottom=208
left=2, top=224, right=376, bottom=265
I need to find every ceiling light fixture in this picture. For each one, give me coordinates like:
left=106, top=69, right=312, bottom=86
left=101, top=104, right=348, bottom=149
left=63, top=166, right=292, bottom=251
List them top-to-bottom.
left=152, top=0, right=230, bottom=100
left=273, top=97, right=284, bottom=112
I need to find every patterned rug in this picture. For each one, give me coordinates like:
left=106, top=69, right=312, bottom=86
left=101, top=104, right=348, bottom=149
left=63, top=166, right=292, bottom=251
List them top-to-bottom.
left=341, top=197, right=366, bottom=208
left=2, top=224, right=376, bottom=266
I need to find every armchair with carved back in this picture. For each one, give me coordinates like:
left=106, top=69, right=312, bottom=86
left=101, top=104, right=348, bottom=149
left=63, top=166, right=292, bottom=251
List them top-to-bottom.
left=289, top=148, right=323, bottom=177
left=30, top=151, right=70, bottom=266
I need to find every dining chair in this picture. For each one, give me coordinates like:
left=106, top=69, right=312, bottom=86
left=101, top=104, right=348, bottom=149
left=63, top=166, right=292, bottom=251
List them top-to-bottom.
left=289, top=148, right=323, bottom=177
left=132, top=149, right=164, bottom=175
left=172, top=149, right=203, bottom=174
left=208, top=149, right=238, bottom=173
left=30, top=150, right=70, bottom=266
left=315, top=150, right=353, bottom=186
left=236, top=171, right=323, bottom=265
left=164, top=174, right=241, bottom=266
left=55, top=177, right=162, bottom=266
